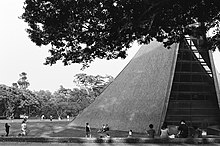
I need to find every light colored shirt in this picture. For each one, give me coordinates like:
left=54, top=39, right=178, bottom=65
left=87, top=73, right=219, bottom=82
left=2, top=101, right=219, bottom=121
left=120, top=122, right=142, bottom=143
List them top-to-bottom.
left=21, top=123, right=27, bottom=132
left=160, top=128, right=169, bottom=138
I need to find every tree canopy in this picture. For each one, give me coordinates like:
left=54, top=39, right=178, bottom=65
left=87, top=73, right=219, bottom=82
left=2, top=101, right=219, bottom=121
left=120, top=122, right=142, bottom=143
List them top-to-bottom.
left=21, top=0, right=220, bottom=67
left=17, top=72, right=30, bottom=89
left=0, top=73, right=113, bottom=119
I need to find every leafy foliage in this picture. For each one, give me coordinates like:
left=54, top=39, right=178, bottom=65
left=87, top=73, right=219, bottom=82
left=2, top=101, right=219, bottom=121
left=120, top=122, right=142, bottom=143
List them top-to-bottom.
left=21, top=0, right=220, bottom=67
left=17, top=72, right=30, bottom=89
left=0, top=73, right=113, bottom=119
left=73, top=73, right=114, bottom=99
left=0, top=84, right=40, bottom=118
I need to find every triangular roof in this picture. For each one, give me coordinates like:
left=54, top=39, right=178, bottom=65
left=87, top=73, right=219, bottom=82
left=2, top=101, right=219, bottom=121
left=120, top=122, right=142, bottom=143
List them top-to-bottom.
left=69, top=41, right=179, bottom=133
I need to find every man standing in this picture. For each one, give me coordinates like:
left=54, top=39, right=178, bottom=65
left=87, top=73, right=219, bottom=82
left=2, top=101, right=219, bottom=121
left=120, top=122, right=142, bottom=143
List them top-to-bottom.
left=85, top=122, right=91, bottom=138
left=5, top=123, right=10, bottom=136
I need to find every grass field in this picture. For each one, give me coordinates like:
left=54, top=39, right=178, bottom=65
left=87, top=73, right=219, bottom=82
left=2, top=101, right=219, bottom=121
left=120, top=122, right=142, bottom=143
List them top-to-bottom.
left=0, top=119, right=147, bottom=138
left=0, top=119, right=72, bottom=137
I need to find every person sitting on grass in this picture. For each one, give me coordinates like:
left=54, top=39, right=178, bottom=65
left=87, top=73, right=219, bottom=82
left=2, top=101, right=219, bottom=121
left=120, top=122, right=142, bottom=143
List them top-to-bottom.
left=177, top=120, right=188, bottom=138
left=160, top=123, right=169, bottom=139
left=98, top=124, right=109, bottom=133
left=98, top=124, right=105, bottom=133
left=103, top=124, right=109, bottom=132
left=146, top=124, right=156, bottom=138
left=192, top=126, right=202, bottom=138
left=105, top=133, right=110, bottom=138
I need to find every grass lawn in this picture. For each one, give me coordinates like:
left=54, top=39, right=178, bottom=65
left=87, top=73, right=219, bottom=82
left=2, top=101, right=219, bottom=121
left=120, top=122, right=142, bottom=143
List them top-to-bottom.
left=0, top=119, right=147, bottom=138
left=0, top=119, right=71, bottom=137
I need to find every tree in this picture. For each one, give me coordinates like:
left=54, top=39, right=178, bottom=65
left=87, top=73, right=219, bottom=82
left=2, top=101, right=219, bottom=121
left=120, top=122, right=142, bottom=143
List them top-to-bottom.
left=21, top=0, right=220, bottom=67
left=17, top=72, right=30, bottom=89
left=73, top=73, right=113, bottom=96
left=0, top=84, right=40, bottom=118
left=19, top=89, right=41, bottom=117
left=34, top=90, right=53, bottom=117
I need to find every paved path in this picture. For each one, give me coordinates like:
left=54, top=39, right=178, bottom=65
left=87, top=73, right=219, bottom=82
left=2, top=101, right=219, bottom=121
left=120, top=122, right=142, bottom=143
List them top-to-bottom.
left=1, top=142, right=220, bottom=146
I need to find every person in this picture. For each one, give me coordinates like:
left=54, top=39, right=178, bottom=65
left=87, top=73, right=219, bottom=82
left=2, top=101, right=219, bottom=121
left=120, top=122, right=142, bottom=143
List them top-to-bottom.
left=11, top=113, right=14, bottom=122
left=41, top=115, right=45, bottom=120
left=50, top=115, right=53, bottom=121
left=67, top=115, right=70, bottom=121
left=177, top=120, right=188, bottom=138
left=21, top=121, right=27, bottom=136
left=85, top=122, right=91, bottom=138
left=5, top=123, right=10, bottom=136
left=160, top=123, right=169, bottom=139
left=101, top=124, right=106, bottom=132
left=104, top=124, right=109, bottom=132
left=146, top=124, right=156, bottom=138
left=192, top=126, right=202, bottom=138
left=128, top=130, right=133, bottom=137
left=105, top=133, right=110, bottom=138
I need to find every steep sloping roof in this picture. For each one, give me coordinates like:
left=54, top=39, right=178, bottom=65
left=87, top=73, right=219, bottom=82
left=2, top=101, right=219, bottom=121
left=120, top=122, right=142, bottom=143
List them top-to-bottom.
left=69, top=41, right=179, bottom=133
left=209, top=51, right=220, bottom=108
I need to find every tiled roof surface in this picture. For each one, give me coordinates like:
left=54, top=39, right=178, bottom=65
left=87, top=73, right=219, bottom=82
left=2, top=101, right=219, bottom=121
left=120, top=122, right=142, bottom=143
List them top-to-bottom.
left=70, top=41, right=179, bottom=133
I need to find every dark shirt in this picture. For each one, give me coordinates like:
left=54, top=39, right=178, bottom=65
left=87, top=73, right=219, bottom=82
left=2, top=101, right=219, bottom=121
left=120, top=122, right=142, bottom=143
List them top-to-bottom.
left=5, top=124, right=10, bottom=131
left=178, top=124, right=188, bottom=138
left=85, top=125, right=90, bottom=132
left=147, top=129, right=156, bottom=138
left=194, top=129, right=202, bottom=138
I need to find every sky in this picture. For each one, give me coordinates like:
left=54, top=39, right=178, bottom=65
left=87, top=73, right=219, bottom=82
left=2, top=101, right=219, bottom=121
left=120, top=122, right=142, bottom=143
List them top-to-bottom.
left=0, top=1, right=220, bottom=92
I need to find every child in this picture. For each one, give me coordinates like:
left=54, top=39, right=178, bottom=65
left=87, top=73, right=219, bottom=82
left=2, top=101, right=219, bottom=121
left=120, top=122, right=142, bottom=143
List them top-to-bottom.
left=20, top=121, right=27, bottom=136
left=146, top=124, right=156, bottom=138
left=128, top=130, right=132, bottom=137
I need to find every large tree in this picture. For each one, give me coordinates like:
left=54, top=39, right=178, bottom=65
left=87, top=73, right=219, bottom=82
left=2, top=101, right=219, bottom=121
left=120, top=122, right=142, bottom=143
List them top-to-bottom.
left=21, top=0, right=220, bottom=67
left=0, top=84, right=40, bottom=118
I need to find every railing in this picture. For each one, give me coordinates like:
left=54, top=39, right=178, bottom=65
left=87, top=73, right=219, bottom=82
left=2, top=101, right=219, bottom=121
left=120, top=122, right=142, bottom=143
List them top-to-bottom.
left=185, top=35, right=212, bottom=77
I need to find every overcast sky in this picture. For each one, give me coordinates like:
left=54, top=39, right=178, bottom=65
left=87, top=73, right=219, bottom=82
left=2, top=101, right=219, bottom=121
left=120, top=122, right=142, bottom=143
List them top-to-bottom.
left=0, top=0, right=140, bottom=92
left=0, top=1, right=220, bottom=92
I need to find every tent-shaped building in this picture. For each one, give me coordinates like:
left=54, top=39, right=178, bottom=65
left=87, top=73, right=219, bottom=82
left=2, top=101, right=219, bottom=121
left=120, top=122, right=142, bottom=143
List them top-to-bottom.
left=69, top=36, right=220, bottom=133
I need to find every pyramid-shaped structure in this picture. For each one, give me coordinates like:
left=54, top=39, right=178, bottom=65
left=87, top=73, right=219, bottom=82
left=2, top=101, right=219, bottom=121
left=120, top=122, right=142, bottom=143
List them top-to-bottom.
left=69, top=36, right=220, bottom=133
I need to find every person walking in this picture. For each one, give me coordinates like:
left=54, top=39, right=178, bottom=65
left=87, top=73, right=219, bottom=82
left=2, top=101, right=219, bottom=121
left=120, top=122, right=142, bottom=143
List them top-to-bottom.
left=21, top=121, right=27, bottom=136
left=5, top=123, right=10, bottom=136
left=85, top=123, right=91, bottom=138
left=128, top=130, right=133, bottom=137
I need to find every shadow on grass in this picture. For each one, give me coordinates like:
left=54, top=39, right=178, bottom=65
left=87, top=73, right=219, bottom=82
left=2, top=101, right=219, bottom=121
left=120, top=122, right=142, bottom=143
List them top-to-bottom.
left=94, top=138, right=113, bottom=143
